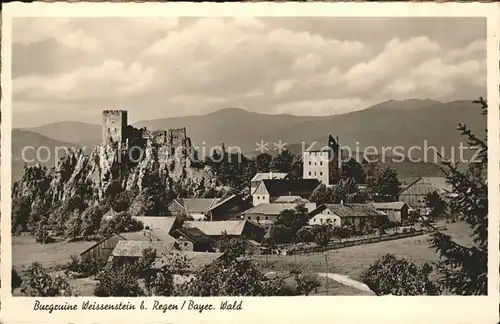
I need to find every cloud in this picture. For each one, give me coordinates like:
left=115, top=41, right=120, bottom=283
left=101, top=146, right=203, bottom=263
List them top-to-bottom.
left=11, top=17, right=487, bottom=126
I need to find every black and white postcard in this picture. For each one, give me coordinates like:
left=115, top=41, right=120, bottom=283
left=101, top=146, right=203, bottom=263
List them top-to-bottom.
left=1, top=2, right=499, bottom=324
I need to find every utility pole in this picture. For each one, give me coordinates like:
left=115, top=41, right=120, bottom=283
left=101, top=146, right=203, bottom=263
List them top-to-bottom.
left=324, top=252, right=329, bottom=295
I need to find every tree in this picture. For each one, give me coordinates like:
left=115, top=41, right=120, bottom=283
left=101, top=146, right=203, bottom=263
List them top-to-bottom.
left=430, top=97, right=488, bottom=295
left=270, top=150, right=293, bottom=173
left=255, top=153, right=272, bottom=172
left=288, top=153, right=303, bottom=179
left=341, top=158, right=365, bottom=184
left=365, top=164, right=401, bottom=201
left=309, top=184, right=330, bottom=204
left=424, top=191, right=448, bottom=221
left=12, top=196, right=32, bottom=233
left=275, top=204, right=309, bottom=235
left=80, top=205, right=106, bottom=238
left=64, top=210, right=83, bottom=239
left=98, top=211, right=143, bottom=237
left=34, top=215, right=50, bottom=244
left=269, top=224, right=294, bottom=245
left=313, top=224, right=334, bottom=249
left=178, top=241, right=303, bottom=296
left=360, top=254, right=440, bottom=296
left=94, top=259, right=144, bottom=297
left=21, top=262, right=73, bottom=297
left=12, top=268, right=23, bottom=292
left=294, top=272, right=321, bottom=296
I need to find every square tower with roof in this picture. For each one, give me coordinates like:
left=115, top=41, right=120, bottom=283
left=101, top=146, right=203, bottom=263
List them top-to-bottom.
left=302, top=134, right=340, bottom=186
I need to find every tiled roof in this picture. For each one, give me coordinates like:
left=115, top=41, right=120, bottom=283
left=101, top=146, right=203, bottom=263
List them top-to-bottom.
left=251, top=172, right=288, bottom=182
left=261, top=179, right=320, bottom=197
left=274, top=195, right=310, bottom=203
left=176, top=198, right=220, bottom=213
left=243, top=202, right=317, bottom=215
left=371, top=202, right=408, bottom=210
left=319, top=204, right=386, bottom=218
left=132, top=216, right=181, bottom=234
left=185, top=220, right=262, bottom=236
left=174, top=227, right=214, bottom=244
left=111, top=240, right=177, bottom=258
left=151, top=251, right=223, bottom=272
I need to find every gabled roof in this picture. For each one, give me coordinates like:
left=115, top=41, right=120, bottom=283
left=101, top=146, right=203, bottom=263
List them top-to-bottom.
left=304, top=134, right=339, bottom=152
left=251, top=172, right=289, bottom=182
left=399, top=176, right=452, bottom=195
left=259, top=179, right=320, bottom=197
left=274, top=195, right=310, bottom=203
left=174, top=198, right=221, bottom=213
left=242, top=202, right=317, bottom=215
left=371, top=202, right=408, bottom=210
left=311, top=203, right=386, bottom=218
left=132, top=216, right=182, bottom=234
left=185, top=220, right=263, bottom=236
left=174, top=227, right=214, bottom=245
left=111, top=240, right=177, bottom=258
left=151, top=251, right=223, bottom=272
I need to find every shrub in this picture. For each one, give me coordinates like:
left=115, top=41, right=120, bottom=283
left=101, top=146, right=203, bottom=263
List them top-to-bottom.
left=360, top=254, right=441, bottom=295
left=21, top=262, right=73, bottom=297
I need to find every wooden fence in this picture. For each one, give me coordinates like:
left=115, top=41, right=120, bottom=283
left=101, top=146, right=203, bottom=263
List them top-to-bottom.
left=285, top=229, right=425, bottom=255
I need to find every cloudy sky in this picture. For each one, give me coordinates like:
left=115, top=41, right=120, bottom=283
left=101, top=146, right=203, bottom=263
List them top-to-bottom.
left=12, top=17, right=486, bottom=127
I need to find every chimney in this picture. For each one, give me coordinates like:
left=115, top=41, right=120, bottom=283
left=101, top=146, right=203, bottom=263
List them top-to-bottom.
left=340, top=200, right=344, bottom=205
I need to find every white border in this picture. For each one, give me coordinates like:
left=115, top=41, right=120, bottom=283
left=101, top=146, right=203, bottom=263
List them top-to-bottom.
left=2, top=3, right=500, bottom=324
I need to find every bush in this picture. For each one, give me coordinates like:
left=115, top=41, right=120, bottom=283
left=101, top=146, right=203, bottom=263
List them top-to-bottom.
left=360, top=254, right=441, bottom=295
left=64, top=255, right=107, bottom=278
left=94, top=260, right=144, bottom=297
left=21, top=262, right=73, bottom=297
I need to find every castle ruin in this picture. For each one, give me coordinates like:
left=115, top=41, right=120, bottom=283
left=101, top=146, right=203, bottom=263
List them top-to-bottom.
left=101, top=110, right=192, bottom=157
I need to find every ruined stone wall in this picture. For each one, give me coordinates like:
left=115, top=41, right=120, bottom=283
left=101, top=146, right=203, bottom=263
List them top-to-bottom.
left=102, top=110, right=128, bottom=146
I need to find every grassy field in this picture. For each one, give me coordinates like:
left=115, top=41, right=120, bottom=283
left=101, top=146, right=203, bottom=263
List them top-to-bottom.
left=12, top=220, right=474, bottom=296
left=253, top=221, right=475, bottom=280
left=12, top=235, right=95, bottom=270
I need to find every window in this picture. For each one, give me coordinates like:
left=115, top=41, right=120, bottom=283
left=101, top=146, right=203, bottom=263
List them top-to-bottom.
left=309, top=161, right=312, bottom=165
left=320, top=161, right=323, bottom=166
left=314, top=162, right=317, bottom=166
left=309, top=171, right=312, bottom=176
left=320, top=172, right=323, bottom=176
left=257, top=196, right=260, bottom=200
left=248, top=216, right=251, bottom=220
left=256, top=216, right=260, bottom=221
left=265, top=216, right=268, bottom=220
left=320, top=218, right=323, bottom=223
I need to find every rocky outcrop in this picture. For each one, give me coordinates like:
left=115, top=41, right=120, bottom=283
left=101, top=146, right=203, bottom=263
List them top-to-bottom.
left=14, top=140, right=219, bottom=204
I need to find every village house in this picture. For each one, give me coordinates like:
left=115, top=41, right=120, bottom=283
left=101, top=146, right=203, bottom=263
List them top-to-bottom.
left=302, top=134, right=341, bottom=186
left=250, top=172, right=289, bottom=194
left=398, top=177, right=454, bottom=212
left=252, top=178, right=320, bottom=206
left=167, top=195, right=252, bottom=221
left=242, top=202, right=317, bottom=231
left=372, top=202, right=410, bottom=224
left=308, top=203, right=388, bottom=228
left=184, top=219, right=266, bottom=242
left=171, top=227, right=215, bottom=252
left=80, top=228, right=179, bottom=263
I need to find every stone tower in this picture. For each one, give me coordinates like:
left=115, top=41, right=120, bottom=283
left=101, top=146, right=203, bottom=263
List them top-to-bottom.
left=102, top=110, right=128, bottom=146
left=302, top=134, right=340, bottom=186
